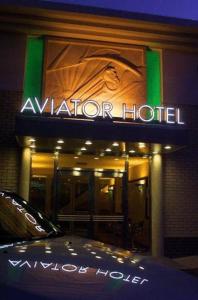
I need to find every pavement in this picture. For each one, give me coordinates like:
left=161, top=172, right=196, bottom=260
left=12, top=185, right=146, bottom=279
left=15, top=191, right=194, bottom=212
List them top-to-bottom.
left=173, top=256, right=198, bottom=277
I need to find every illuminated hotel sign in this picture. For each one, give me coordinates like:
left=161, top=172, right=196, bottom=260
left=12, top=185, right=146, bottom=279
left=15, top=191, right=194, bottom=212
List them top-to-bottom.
left=21, top=98, right=185, bottom=125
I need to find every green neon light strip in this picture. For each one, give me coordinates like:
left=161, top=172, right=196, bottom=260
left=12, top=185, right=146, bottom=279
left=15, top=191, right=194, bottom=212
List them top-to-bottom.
left=23, top=37, right=44, bottom=102
left=146, top=50, right=161, bottom=107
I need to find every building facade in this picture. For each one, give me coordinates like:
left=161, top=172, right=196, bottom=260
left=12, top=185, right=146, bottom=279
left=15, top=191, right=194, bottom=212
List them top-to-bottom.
left=0, top=1, right=198, bottom=258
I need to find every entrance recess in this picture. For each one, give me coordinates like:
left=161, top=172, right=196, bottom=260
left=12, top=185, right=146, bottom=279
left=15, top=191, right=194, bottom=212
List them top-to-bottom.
left=55, top=168, right=126, bottom=247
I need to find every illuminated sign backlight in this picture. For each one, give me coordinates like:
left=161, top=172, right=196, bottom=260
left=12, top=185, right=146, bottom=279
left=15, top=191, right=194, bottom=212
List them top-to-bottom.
left=21, top=97, right=185, bottom=125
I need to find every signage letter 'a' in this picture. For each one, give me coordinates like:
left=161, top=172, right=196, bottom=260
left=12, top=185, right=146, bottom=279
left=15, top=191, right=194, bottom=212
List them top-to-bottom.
left=21, top=98, right=36, bottom=114
left=56, top=100, right=71, bottom=116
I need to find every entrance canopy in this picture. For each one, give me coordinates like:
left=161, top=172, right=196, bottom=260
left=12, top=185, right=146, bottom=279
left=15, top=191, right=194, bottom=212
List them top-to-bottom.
left=15, top=114, right=189, bottom=147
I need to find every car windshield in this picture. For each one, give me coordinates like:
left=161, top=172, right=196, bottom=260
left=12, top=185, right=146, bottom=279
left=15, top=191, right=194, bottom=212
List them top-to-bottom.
left=0, top=191, right=62, bottom=244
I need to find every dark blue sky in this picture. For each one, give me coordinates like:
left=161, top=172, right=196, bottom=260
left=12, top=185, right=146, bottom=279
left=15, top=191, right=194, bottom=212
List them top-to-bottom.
left=43, top=0, right=198, bottom=21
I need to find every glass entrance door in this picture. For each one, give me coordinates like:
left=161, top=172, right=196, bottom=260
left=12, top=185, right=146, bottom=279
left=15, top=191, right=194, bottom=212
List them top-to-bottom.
left=55, top=169, right=125, bottom=246
left=56, top=169, right=92, bottom=237
left=94, top=171, right=124, bottom=247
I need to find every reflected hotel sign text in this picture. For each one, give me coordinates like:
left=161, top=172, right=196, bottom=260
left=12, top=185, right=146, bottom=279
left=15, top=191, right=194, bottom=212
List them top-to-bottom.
left=21, top=98, right=185, bottom=125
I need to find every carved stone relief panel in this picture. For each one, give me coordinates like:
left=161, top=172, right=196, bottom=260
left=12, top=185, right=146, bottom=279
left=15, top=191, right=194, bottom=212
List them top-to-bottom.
left=43, top=39, right=146, bottom=118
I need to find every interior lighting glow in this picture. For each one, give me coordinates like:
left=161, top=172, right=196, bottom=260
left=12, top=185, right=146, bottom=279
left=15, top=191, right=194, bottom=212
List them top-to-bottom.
left=28, top=138, right=36, bottom=143
left=57, top=139, right=64, bottom=144
left=85, top=140, right=92, bottom=145
left=112, top=142, right=119, bottom=147
left=139, top=143, right=146, bottom=149
left=30, top=144, right=36, bottom=148
left=164, top=145, right=172, bottom=150
left=55, top=146, right=62, bottom=150
left=81, top=147, right=87, bottom=151
left=105, top=148, right=111, bottom=152
left=129, top=149, right=135, bottom=153
left=152, top=151, right=158, bottom=155
left=74, top=156, right=79, bottom=159
left=94, top=157, right=99, bottom=160
left=73, top=171, right=80, bottom=176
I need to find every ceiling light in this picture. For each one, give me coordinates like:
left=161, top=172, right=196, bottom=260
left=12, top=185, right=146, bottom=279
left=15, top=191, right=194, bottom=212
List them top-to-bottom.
left=28, top=138, right=36, bottom=143
left=57, top=139, right=64, bottom=144
left=85, top=140, right=92, bottom=145
left=112, top=142, right=119, bottom=147
left=139, top=142, right=146, bottom=149
left=30, top=144, right=36, bottom=148
left=164, top=145, right=172, bottom=150
left=55, top=146, right=62, bottom=150
left=81, top=147, right=87, bottom=151
left=105, top=148, right=111, bottom=152
left=129, top=149, right=135, bottom=153
left=152, top=151, right=158, bottom=155
left=100, top=152, right=105, bottom=157
left=74, top=156, right=79, bottom=159
left=94, top=157, right=99, bottom=160
left=73, top=168, right=81, bottom=171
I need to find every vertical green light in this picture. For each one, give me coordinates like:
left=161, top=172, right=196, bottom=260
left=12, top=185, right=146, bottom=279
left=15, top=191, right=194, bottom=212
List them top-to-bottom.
left=23, top=37, right=44, bottom=102
left=146, top=50, right=161, bottom=107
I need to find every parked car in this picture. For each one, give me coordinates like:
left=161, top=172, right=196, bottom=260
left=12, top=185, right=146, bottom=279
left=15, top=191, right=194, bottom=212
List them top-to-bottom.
left=0, top=190, right=198, bottom=300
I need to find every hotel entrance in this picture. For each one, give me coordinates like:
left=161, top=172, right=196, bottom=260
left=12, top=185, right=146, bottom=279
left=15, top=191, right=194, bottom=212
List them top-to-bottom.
left=26, top=138, right=158, bottom=251
left=55, top=168, right=125, bottom=247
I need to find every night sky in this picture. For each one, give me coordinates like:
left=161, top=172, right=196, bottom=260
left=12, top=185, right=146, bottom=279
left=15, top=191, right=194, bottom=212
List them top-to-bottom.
left=42, top=0, right=198, bottom=21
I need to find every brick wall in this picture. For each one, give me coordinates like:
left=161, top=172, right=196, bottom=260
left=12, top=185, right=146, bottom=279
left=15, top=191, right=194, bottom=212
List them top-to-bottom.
left=0, top=32, right=26, bottom=194
left=0, top=90, right=23, bottom=193
left=0, top=90, right=22, bottom=145
left=163, top=128, right=198, bottom=257
left=0, top=147, right=21, bottom=192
